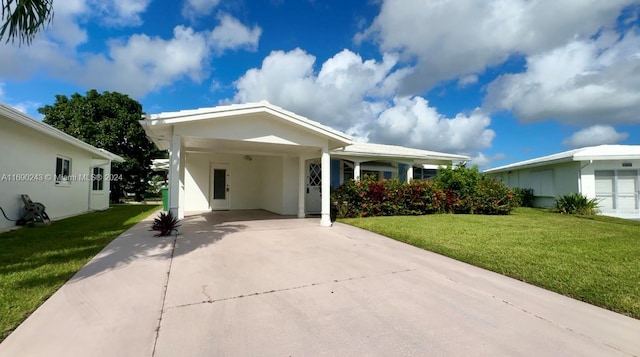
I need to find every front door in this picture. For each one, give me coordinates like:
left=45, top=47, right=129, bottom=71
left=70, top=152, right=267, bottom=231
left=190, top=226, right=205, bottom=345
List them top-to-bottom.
left=305, top=161, right=322, bottom=214
left=211, top=165, right=230, bottom=210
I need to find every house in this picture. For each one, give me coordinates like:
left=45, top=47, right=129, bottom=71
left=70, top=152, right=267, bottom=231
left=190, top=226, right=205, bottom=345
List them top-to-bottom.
left=139, top=101, right=468, bottom=226
left=0, top=103, right=123, bottom=231
left=485, top=145, right=640, bottom=218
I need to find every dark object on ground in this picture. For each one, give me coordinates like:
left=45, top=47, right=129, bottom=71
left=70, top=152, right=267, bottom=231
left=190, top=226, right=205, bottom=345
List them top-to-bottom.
left=150, top=211, right=180, bottom=236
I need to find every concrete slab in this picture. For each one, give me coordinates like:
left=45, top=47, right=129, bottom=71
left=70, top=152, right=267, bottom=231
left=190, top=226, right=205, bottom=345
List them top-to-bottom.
left=2, top=209, right=639, bottom=356
left=0, top=213, right=174, bottom=357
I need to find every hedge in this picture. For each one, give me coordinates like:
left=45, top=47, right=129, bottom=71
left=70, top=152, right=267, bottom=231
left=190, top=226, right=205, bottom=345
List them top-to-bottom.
left=331, top=166, right=518, bottom=219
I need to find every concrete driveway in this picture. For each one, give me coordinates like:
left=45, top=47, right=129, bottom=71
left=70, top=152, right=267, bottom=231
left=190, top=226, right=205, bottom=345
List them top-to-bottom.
left=1, top=210, right=639, bottom=356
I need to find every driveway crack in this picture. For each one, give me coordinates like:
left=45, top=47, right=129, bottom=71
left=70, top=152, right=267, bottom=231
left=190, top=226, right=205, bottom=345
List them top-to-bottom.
left=151, top=233, right=178, bottom=357
left=166, top=268, right=417, bottom=311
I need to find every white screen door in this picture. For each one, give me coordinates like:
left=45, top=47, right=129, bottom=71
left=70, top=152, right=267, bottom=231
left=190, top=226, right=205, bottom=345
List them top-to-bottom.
left=305, top=161, right=322, bottom=214
left=211, top=165, right=230, bottom=210
left=595, top=170, right=615, bottom=212
left=617, top=170, right=638, bottom=212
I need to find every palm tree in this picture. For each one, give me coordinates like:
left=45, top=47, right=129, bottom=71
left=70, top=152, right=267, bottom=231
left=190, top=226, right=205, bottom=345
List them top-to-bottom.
left=1, top=0, right=53, bottom=45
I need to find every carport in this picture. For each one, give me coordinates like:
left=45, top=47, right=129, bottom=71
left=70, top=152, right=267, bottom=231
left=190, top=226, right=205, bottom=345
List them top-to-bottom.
left=139, top=101, right=352, bottom=226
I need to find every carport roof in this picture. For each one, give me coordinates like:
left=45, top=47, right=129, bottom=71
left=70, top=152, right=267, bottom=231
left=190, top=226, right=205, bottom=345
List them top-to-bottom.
left=140, top=101, right=353, bottom=150
left=332, top=142, right=470, bottom=163
left=485, top=145, right=640, bottom=173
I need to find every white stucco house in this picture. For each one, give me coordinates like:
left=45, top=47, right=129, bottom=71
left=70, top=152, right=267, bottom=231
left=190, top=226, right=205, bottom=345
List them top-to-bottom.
left=139, top=101, right=468, bottom=226
left=0, top=103, right=123, bottom=231
left=485, top=145, right=640, bottom=218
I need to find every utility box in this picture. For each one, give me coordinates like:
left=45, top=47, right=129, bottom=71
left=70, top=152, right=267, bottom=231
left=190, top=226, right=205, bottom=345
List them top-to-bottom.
left=161, top=187, right=168, bottom=211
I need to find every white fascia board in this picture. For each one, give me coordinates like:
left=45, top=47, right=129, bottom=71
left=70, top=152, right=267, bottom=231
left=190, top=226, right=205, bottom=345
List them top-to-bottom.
left=142, top=102, right=353, bottom=146
left=1, top=103, right=123, bottom=162
left=332, top=151, right=468, bottom=162
left=573, top=154, right=640, bottom=161
left=484, top=157, right=573, bottom=173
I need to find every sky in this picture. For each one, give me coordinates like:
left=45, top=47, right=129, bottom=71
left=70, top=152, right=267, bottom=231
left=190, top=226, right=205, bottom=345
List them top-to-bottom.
left=1, top=0, right=640, bottom=169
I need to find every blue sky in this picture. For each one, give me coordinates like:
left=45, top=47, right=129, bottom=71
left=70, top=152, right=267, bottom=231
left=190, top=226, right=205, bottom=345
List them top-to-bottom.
left=1, top=0, right=640, bottom=169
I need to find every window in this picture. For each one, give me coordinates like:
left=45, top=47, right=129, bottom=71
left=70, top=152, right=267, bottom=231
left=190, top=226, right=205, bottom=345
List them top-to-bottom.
left=56, top=157, right=71, bottom=184
left=343, top=162, right=354, bottom=183
left=92, top=167, right=104, bottom=191
left=413, top=167, right=437, bottom=180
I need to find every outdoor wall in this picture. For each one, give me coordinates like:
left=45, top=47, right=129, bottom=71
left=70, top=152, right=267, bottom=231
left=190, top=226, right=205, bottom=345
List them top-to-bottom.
left=175, top=115, right=329, bottom=149
left=0, top=117, right=108, bottom=230
left=184, top=153, right=264, bottom=211
left=184, top=153, right=211, bottom=211
left=260, top=156, right=284, bottom=214
left=282, top=157, right=299, bottom=215
left=580, top=159, right=640, bottom=217
left=580, top=159, right=640, bottom=198
left=89, top=162, right=111, bottom=211
left=494, top=162, right=579, bottom=208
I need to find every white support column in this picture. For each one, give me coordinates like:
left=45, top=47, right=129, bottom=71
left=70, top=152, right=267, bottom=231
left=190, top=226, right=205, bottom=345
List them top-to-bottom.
left=169, top=134, right=181, bottom=217
left=178, top=144, right=186, bottom=219
left=320, top=148, right=332, bottom=227
left=298, top=156, right=306, bottom=218
left=354, top=161, right=361, bottom=181
left=406, top=164, right=413, bottom=183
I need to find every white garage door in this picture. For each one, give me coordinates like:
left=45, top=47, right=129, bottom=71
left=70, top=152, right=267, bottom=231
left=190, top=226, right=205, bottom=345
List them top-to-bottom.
left=595, top=170, right=639, bottom=214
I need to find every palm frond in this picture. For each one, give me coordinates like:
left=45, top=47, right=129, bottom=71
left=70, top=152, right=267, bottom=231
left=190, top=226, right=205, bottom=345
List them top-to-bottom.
left=0, top=0, right=54, bottom=46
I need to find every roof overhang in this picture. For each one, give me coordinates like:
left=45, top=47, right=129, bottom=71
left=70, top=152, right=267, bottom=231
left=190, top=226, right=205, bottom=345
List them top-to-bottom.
left=139, top=101, right=353, bottom=151
left=0, top=103, right=124, bottom=162
left=331, top=142, right=469, bottom=165
left=485, top=145, right=640, bottom=174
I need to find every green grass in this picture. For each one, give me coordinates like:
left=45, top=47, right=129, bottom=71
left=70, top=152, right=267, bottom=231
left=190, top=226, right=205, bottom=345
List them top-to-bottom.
left=0, top=205, right=159, bottom=341
left=341, top=208, right=640, bottom=319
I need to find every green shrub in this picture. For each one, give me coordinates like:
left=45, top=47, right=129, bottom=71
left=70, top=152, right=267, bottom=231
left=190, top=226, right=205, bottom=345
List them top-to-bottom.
left=331, top=166, right=518, bottom=219
left=471, top=176, right=519, bottom=215
left=512, top=187, right=535, bottom=207
left=555, top=193, right=600, bottom=215
left=150, top=211, right=181, bottom=236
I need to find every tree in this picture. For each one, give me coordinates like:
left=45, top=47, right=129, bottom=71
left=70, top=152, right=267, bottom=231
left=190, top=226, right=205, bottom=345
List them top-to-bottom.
left=1, top=0, right=53, bottom=45
left=39, top=90, right=165, bottom=202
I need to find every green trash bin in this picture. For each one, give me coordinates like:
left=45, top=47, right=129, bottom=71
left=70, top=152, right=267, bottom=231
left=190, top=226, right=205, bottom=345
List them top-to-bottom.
left=161, top=187, right=168, bottom=211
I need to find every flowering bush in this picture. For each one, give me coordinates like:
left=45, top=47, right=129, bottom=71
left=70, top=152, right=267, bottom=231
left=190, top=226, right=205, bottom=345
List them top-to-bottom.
left=331, top=166, right=518, bottom=219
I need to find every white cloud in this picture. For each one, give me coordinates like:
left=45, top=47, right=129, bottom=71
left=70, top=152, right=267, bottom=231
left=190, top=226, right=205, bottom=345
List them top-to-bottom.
left=88, top=0, right=152, bottom=27
left=182, top=0, right=222, bottom=19
left=357, top=0, right=635, bottom=93
left=0, top=2, right=263, bottom=98
left=209, top=13, right=262, bottom=54
left=74, top=26, right=209, bottom=97
left=485, top=31, right=640, bottom=125
left=231, top=48, right=496, bottom=153
left=232, top=48, right=399, bottom=133
left=458, top=74, right=478, bottom=88
left=0, top=83, right=4, bottom=99
left=370, top=96, right=495, bottom=152
left=11, top=101, right=41, bottom=115
left=562, top=125, right=629, bottom=147
left=469, top=152, right=506, bottom=168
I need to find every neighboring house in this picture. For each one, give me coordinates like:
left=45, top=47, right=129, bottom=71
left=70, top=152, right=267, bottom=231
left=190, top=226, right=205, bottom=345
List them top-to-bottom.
left=139, top=101, right=468, bottom=226
left=0, top=103, right=123, bottom=231
left=485, top=145, right=640, bottom=218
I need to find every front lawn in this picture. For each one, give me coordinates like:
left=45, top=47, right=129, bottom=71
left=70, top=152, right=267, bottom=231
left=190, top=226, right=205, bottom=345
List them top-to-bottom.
left=0, top=205, right=160, bottom=341
left=341, top=208, right=640, bottom=319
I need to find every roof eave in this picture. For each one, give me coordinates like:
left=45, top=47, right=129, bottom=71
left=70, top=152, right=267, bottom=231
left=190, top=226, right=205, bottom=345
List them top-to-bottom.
left=1, top=104, right=122, bottom=162
left=485, top=157, right=574, bottom=173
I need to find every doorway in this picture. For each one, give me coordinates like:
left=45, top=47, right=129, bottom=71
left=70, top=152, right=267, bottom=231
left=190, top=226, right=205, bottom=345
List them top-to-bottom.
left=305, top=161, right=322, bottom=214
left=211, top=164, right=230, bottom=210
